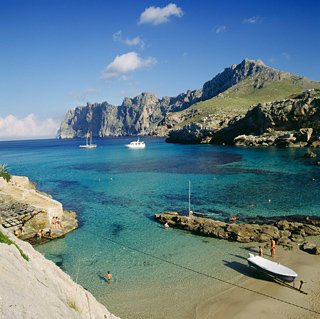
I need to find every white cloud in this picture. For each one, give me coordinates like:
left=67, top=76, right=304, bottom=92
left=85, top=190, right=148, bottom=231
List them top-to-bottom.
left=139, top=3, right=183, bottom=25
left=242, top=16, right=263, bottom=24
left=214, top=25, right=226, bottom=34
left=113, top=30, right=145, bottom=49
left=101, top=52, right=157, bottom=80
left=0, top=114, right=60, bottom=140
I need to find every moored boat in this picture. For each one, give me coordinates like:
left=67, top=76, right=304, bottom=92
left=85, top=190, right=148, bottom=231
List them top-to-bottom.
left=80, top=132, right=97, bottom=149
left=125, top=138, right=145, bottom=149
left=247, top=253, right=298, bottom=282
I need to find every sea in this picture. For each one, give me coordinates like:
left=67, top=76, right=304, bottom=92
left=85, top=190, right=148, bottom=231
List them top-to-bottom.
left=1, top=137, right=319, bottom=319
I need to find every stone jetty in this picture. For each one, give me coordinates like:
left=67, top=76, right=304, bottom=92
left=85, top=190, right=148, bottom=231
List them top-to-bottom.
left=0, top=175, right=78, bottom=243
left=155, top=212, right=320, bottom=254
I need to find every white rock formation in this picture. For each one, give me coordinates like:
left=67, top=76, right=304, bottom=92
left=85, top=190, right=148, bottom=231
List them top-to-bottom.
left=0, top=176, right=63, bottom=220
left=0, top=226, right=120, bottom=319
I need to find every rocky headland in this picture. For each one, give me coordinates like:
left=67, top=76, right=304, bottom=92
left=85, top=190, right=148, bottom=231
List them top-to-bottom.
left=57, top=59, right=320, bottom=147
left=0, top=175, right=78, bottom=243
left=155, top=212, right=320, bottom=254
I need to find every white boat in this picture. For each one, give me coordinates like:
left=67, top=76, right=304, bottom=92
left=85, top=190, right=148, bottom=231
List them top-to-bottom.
left=79, top=132, right=97, bottom=149
left=125, top=138, right=145, bottom=149
left=247, top=253, right=298, bottom=282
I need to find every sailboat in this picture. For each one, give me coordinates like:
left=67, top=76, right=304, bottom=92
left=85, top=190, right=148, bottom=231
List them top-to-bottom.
left=79, top=131, right=97, bottom=149
left=188, top=180, right=192, bottom=217
left=187, top=181, right=206, bottom=218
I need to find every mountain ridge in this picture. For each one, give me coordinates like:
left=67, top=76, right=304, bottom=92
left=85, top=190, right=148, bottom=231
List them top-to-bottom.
left=57, top=59, right=320, bottom=140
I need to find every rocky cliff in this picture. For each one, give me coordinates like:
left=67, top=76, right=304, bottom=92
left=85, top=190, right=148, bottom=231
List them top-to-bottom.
left=58, top=59, right=320, bottom=140
left=210, top=89, right=320, bottom=147
left=57, top=90, right=202, bottom=138
left=0, top=225, right=119, bottom=319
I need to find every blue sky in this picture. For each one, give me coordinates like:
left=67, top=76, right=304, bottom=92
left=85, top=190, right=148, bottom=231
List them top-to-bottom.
left=1, top=0, right=320, bottom=139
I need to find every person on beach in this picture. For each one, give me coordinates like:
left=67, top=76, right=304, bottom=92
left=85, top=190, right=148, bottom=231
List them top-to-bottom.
left=270, top=239, right=276, bottom=258
left=259, top=245, right=263, bottom=257
left=106, top=271, right=112, bottom=284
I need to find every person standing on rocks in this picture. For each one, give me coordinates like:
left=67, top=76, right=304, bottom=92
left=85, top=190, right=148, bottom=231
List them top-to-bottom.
left=270, top=239, right=276, bottom=258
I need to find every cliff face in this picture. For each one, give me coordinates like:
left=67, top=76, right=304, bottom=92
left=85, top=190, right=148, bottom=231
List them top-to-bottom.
left=57, top=59, right=320, bottom=140
left=202, top=59, right=275, bottom=100
left=210, top=89, right=320, bottom=147
left=57, top=90, right=202, bottom=138
left=0, top=226, right=119, bottom=319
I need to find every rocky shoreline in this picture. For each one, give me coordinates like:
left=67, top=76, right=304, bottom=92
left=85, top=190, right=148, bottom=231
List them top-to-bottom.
left=0, top=175, right=78, bottom=244
left=155, top=212, right=320, bottom=254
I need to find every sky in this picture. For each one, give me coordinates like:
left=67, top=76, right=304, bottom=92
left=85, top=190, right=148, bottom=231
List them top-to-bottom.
left=1, top=0, right=320, bottom=140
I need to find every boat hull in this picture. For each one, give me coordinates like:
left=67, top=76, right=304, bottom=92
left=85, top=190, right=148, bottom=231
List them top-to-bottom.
left=125, top=145, right=145, bottom=149
left=247, top=253, right=297, bottom=283
left=248, top=259, right=296, bottom=282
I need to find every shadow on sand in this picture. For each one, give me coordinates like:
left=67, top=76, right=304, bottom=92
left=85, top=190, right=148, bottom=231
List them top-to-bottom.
left=224, top=254, right=307, bottom=294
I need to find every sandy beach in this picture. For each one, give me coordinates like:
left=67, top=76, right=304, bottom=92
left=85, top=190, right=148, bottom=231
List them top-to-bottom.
left=102, top=242, right=320, bottom=319
left=194, top=245, right=320, bottom=319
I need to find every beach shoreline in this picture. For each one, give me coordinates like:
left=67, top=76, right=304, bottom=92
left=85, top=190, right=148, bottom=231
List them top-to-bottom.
left=98, top=242, right=320, bottom=319
left=194, top=245, right=320, bottom=319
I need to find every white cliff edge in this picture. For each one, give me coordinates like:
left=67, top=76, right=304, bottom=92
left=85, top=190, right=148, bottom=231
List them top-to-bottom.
left=0, top=225, right=119, bottom=319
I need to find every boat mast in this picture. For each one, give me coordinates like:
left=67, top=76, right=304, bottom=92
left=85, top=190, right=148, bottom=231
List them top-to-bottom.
left=188, top=180, right=192, bottom=217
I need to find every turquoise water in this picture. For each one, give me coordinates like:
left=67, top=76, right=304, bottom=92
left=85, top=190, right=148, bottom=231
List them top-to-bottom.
left=1, top=138, right=320, bottom=318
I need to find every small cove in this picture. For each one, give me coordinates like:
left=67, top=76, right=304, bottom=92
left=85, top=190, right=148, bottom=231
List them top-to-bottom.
left=1, top=137, right=320, bottom=319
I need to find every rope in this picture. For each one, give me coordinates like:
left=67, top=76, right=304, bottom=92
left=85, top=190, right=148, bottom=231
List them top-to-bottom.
left=105, top=237, right=320, bottom=316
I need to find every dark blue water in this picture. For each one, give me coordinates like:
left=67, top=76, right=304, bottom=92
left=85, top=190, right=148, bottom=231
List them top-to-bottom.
left=1, top=138, right=319, bottom=318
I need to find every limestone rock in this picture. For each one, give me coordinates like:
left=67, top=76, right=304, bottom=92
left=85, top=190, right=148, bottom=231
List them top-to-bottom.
left=210, top=90, right=320, bottom=147
left=0, top=226, right=119, bottom=319
left=290, top=234, right=305, bottom=243
left=300, top=242, right=320, bottom=255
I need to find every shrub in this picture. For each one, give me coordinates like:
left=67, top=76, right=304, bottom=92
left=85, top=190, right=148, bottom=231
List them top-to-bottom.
left=0, top=164, right=12, bottom=182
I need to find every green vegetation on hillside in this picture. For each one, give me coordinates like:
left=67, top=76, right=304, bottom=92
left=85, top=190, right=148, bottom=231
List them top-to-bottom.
left=175, top=76, right=320, bottom=127
left=0, top=230, right=29, bottom=261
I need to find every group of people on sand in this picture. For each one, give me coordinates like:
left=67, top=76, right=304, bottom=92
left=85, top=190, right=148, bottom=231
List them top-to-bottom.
left=51, top=216, right=62, bottom=229
left=259, top=239, right=276, bottom=258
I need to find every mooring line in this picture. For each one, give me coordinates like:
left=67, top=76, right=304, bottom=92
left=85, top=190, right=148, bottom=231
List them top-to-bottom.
left=105, top=237, right=320, bottom=316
